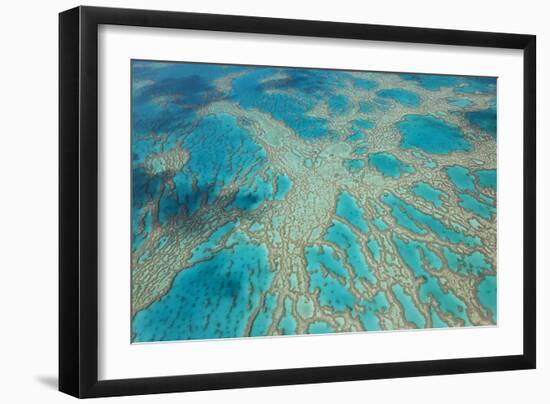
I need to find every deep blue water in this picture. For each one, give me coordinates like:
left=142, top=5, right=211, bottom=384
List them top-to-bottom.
left=231, top=68, right=337, bottom=140
left=173, top=113, right=267, bottom=216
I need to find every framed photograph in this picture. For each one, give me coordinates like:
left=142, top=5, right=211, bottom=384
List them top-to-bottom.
left=59, top=6, right=536, bottom=398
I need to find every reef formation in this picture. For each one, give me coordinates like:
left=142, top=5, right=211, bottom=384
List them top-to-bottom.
left=130, top=61, right=497, bottom=342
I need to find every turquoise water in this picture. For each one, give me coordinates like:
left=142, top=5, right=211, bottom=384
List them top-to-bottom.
left=132, top=61, right=497, bottom=342
left=231, top=68, right=337, bottom=140
left=401, top=73, right=463, bottom=91
left=402, top=73, right=496, bottom=95
left=353, top=78, right=378, bottom=91
left=456, top=78, right=496, bottom=95
left=376, top=88, right=421, bottom=108
left=328, top=95, right=350, bottom=116
left=373, top=97, right=392, bottom=111
left=447, top=98, right=473, bottom=108
left=359, top=101, right=376, bottom=114
left=467, top=105, right=497, bottom=137
left=172, top=112, right=267, bottom=216
left=398, top=115, right=472, bottom=154
left=352, top=119, right=375, bottom=131
left=348, top=132, right=365, bottom=142
left=354, top=145, right=369, bottom=155
left=369, top=152, right=414, bottom=178
left=344, top=159, right=365, bottom=173
left=446, top=166, right=495, bottom=219
left=447, top=166, right=476, bottom=192
left=475, top=169, right=497, bottom=190
left=231, top=170, right=274, bottom=212
left=274, top=175, right=293, bottom=200
left=412, top=182, right=447, bottom=208
left=336, top=191, right=369, bottom=233
left=381, top=193, right=481, bottom=247
left=459, top=193, right=495, bottom=219
left=478, top=193, right=494, bottom=205
left=132, top=210, right=151, bottom=252
left=373, top=217, right=389, bottom=231
left=189, top=220, right=239, bottom=263
left=324, top=220, right=376, bottom=285
left=249, top=222, right=263, bottom=232
left=133, top=231, right=273, bottom=341
left=393, top=235, right=470, bottom=325
left=155, top=236, right=169, bottom=251
left=367, top=236, right=381, bottom=263
left=305, top=243, right=356, bottom=312
left=305, top=244, right=348, bottom=279
left=443, top=248, right=492, bottom=276
left=465, top=252, right=492, bottom=275
left=289, top=273, right=298, bottom=291
left=477, top=275, right=497, bottom=321
left=392, top=284, right=426, bottom=328
left=251, top=292, right=278, bottom=336
left=354, top=292, right=389, bottom=331
left=278, top=297, right=298, bottom=335
left=431, top=308, right=448, bottom=328
left=308, top=321, right=334, bottom=334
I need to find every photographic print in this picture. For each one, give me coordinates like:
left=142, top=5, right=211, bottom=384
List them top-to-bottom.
left=130, top=60, right=497, bottom=343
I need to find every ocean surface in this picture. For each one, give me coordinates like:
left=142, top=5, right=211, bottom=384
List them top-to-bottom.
left=131, top=61, right=497, bottom=342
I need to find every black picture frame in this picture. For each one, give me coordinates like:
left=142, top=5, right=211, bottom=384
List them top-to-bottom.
left=59, top=5, right=536, bottom=398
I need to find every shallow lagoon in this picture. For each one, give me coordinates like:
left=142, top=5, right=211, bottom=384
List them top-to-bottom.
left=376, top=88, right=421, bottom=108
left=468, top=106, right=497, bottom=137
left=399, top=115, right=472, bottom=154
left=369, top=152, right=414, bottom=179
left=412, top=182, right=447, bottom=208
